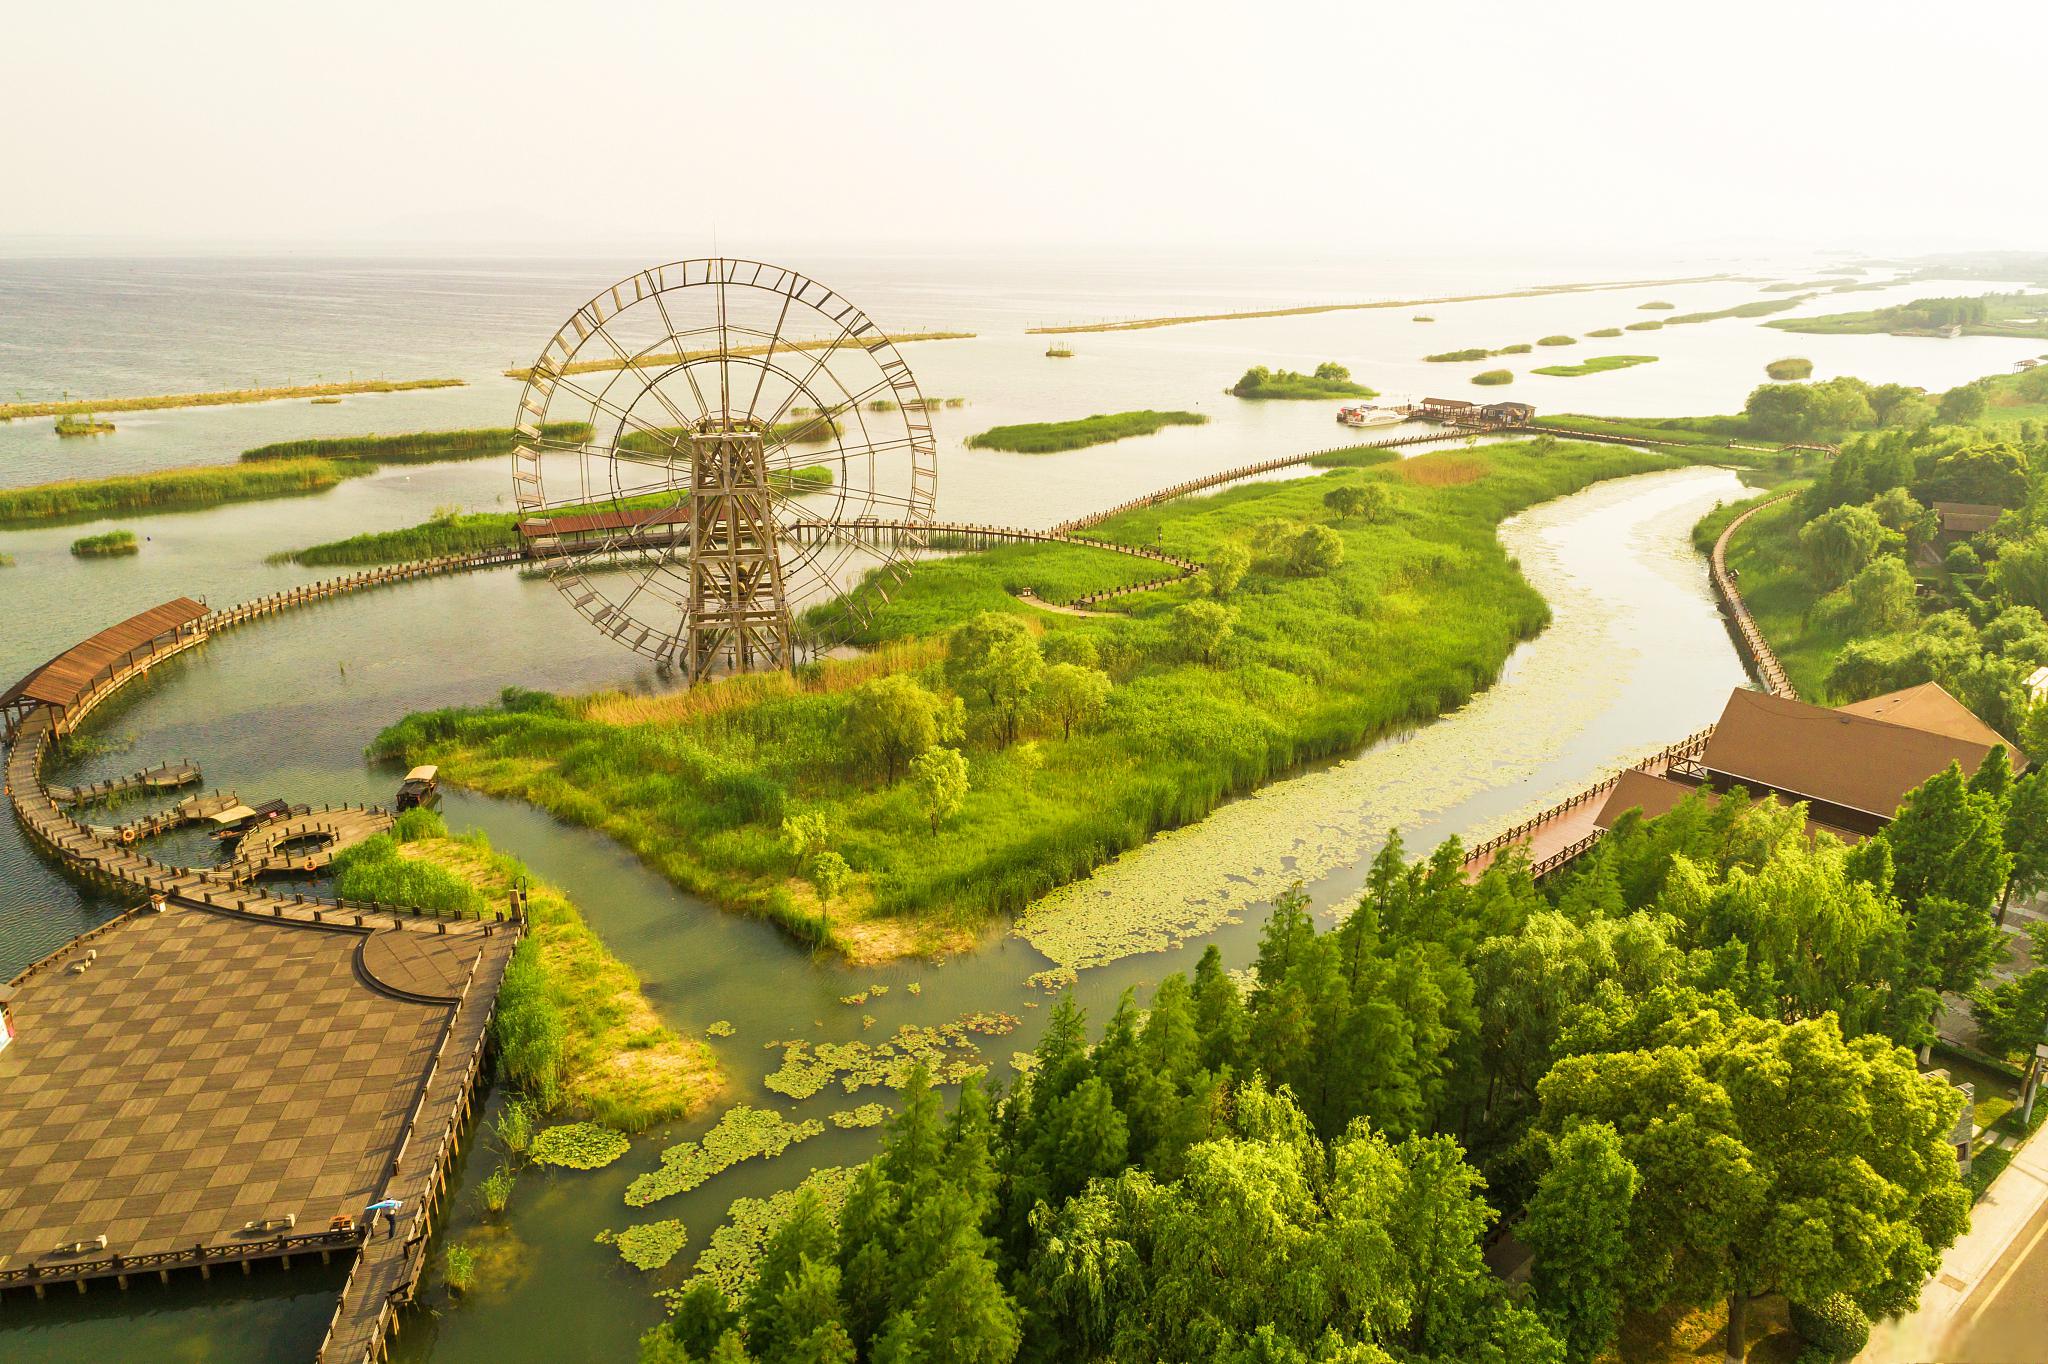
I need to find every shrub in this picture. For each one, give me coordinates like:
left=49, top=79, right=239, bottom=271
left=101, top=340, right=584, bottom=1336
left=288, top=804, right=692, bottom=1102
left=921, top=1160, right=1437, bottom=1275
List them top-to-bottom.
left=1471, top=370, right=1514, bottom=386
left=393, top=807, right=448, bottom=841
left=1789, top=1294, right=1871, bottom=1358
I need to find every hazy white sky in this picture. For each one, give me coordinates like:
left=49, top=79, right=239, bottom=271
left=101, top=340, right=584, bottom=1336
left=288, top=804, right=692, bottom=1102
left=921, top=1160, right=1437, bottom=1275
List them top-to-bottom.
left=4, top=0, right=2042, bottom=257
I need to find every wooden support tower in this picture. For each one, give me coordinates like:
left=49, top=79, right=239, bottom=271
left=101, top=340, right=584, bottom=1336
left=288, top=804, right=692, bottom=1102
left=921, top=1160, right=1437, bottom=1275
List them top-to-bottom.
left=687, top=423, right=792, bottom=680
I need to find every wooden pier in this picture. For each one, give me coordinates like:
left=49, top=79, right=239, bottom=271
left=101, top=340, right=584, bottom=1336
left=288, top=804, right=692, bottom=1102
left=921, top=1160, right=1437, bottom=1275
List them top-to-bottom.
left=46, top=760, right=202, bottom=806
left=220, top=806, right=396, bottom=883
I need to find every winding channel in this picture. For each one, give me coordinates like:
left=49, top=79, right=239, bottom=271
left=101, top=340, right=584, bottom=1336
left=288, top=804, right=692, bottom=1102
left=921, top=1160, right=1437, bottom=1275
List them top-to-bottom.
left=2, top=460, right=1754, bottom=1364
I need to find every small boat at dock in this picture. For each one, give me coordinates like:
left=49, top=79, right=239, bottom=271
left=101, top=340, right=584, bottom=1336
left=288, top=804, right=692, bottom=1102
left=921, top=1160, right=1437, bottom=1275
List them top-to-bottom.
left=1337, top=404, right=1404, bottom=428
left=396, top=765, right=440, bottom=812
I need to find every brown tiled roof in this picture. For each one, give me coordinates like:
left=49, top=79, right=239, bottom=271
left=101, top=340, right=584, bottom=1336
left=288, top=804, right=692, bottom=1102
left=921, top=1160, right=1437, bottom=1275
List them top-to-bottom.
left=1933, top=502, right=2003, bottom=534
left=1, top=599, right=208, bottom=710
left=1837, top=682, right=2025, bottom=766
left=1701, top=688, right=2005, bottom=821
left=1593, top=768, right=1864, bottom=843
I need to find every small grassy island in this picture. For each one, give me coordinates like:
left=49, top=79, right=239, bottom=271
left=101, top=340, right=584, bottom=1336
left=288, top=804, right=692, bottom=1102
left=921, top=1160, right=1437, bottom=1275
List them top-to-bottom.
left=1767, top=291, right=2048, bottom=339
left=1639, top=300, right=1675, bottom=309
left=1585, top=327, right=1623, bottom=337
left=1535, top=334, right=1577, bottom=347
left=1044, top=343, right=1074, bottom=358
left=1531, top=354, right=1659, bottom=378
left=1766, top=357, right=1816, bottom=380
left=1227, top=362, right=1375, bottom=400
left=1471, top=369, right=1514, bottom=386
left=0, top=376, right=463, bottom=421
left=964, top=410, right=1206, bottom=453
left=54, top=414, right=114, bottom=436
left=241, top=421, right=593, bottom=464
left=372, top=437, right=1688, bottom=962
left=0, top=458, right=362, bottom=528
left=70, top=529, right=139, bottom=557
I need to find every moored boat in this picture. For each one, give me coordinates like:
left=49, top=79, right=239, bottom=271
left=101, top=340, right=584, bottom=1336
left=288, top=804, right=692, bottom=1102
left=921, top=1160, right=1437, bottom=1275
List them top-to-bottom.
left=1337, top=404, right=1404, bottom=428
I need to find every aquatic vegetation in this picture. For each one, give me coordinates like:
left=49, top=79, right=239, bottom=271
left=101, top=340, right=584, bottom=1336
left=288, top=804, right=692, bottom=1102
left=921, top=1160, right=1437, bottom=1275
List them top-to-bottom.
left=1663, top=295, right=1813, bottom=325
left=1639, top=300, right=1675, bottom=310
left=1413, top=315, right=1435, bottom=322
left=1626, top=319, right=1665, bottom=331
left=1585, top=327, right=1624, bottom=338
left=502, top=332, right=973, bottom=380
left=1536, top=335, right=1577, bottom=347
left=1425, top=348, right=1491, bottom=363
left=1530, top=355, right=1659, bottom=378
left=1767, top=357, right=1815, bottom=380
left=1227, top=363, right=1376, bottom=400
left=1470, top=369, right=1514, bottom=386
left=0, top=376, right=464, bottom=421
left=965, top=410, right=1208, bottom=453
left=53, top=414, right=114, bottom=435
left=240, top=421, right=591, bottom=465
left=0, top=458, right=362, bottom=528
left=69, top=529, right=139, bottom=557
left=0, top=554, right=14, bottom=568
left=332, top=832, right=486, bottom=915
left=905, top=981, right=921, bottom=994
left=839, top=992, right=869, bottom=1006
left=762, top=1012, right=1019, bottom=1099
left=706, top=1019, right=735, bottom=1038
left=829, top=1103, right=891, bottom=1128
left=624, top=1106, right=825, bottom=1207
left=531, top=1121, right=631, bottom=1170
left=479, top=1162, right=516, bottom=1216
left=684, top=1166, right=859, bottom=1300
left=603, top=1219, right=689, bottom=1270
left=443, top=1242, right=477, bottom=1296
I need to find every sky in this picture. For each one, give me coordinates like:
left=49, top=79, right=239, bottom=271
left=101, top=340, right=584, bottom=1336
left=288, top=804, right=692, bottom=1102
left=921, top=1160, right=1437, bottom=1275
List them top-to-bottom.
left=3, top=0, right=2044, bottom=259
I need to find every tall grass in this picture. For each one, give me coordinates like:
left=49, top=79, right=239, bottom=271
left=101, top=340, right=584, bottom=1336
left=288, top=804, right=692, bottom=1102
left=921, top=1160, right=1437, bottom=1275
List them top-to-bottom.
left=1530, top=355, right=1659, bottom=378
left=1471, top=370, right=1515, bottom=386
left=0, top=377, right=463, bottom=421
left=965, top=411, right=1207, bottom=453
left=241, top=422, right=592, bottom=464
left=372, top=440, right=1687, bottom=958
left=0, top=458, right=364, bottom=528
left=70, top=529, right=138, bottom=557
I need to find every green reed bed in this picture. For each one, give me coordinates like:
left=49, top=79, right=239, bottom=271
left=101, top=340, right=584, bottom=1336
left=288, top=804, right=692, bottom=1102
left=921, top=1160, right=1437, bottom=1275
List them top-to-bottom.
left=1530, top=354, right=1659, bottom=378
left=1766, top=357, right=1815, bottom=380
left=1470, top=369, right=1514, bottom=386
left=0, top=377, right=464, bottom=421
left=965, top=410, right=1208, bottom=453
left=241, top=421, right=592, bottom=465
left=371, top=439, right=1684, bottom=960
left=0, top=458, right=364, bottom=529
left=70, top=529, right=139, bottom=557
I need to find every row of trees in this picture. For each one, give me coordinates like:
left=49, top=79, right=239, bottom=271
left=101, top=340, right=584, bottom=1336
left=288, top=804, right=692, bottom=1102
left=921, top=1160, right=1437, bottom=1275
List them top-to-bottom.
left=1741, top=374, right=1988, bottom=443
left=647, top=752, right=2036, bottom=1362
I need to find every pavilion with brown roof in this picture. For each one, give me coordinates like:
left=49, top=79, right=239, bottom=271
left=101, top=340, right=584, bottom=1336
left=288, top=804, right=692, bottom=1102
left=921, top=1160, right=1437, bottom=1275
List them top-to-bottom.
left=1596, top=682, right=2024, bottom=840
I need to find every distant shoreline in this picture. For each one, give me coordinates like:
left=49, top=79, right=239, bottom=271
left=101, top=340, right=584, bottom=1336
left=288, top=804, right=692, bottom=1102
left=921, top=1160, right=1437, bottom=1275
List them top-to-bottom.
left=1025, top=274, right=1737, bottom=335
left=0, top=377, right=465, bottom=421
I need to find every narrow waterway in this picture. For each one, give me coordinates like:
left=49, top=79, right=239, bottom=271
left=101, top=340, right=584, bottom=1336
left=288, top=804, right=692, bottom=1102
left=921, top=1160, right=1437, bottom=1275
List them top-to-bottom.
left=0, top=462, right=1750, bottom=1363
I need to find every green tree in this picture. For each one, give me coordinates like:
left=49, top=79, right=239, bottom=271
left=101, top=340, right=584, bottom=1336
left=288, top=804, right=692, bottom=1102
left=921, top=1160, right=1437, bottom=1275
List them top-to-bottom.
left=1314, top=361, right=1351, bottom=381
left=1938, top=383, right=1988, bottom=425
left=1324, top=486, right=1368, bottom=519
left=1866, top=487, right=1937, bottom=552
left=1799, top=503, right=1896, bottom=590
left=1288, top=524, right=1345, bottom=577
left=1991, top=531, right=2048, bottom=616
left=1206, top=540, right=1251, bottom=597
left=1844, top=556, right=1917, bottom=632
left=1171, top=600, right=1236, bottom=664
left=945, top=612, right=1042, bottom=745
left=1039, top=631, right=1099, bottom=668
left=1036, top=662, right=1112, bottom=740
left=843, top=674, right=963, bottom=783
left=907, top=747, right=969, bottom=833
left=1881, top=763, right=2011, bottom=914
left=2001, top=770, right=2048, bottom=919
left=807, top=851, right=851, bottom=942
left=1971, top=922, right=2048, bottom=1057
left=1536, top=1006, right=1969, bottom=1363
left=1524, top=1123, right=1638, bottom=1364
left=744, top=1192, right=841, bottom=1352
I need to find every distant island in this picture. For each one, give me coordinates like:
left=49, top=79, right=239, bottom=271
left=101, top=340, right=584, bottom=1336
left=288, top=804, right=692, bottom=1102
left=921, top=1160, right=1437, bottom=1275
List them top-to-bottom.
left=1768, top=292, right=2048, bottom=339
left=1531, top=354, right=1658, bottom=378
left=1228, top=362, right=1375, bottom=400
left=965, top=410, right=1207, bottom=453
left=54, top=414, right=114, bottom=436
left=70, top=529, right=139, bottom=557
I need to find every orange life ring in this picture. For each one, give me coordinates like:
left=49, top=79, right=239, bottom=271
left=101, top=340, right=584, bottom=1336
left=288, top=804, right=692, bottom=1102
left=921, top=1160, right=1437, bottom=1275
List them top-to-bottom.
left=121, top=826, right=136, bottom=845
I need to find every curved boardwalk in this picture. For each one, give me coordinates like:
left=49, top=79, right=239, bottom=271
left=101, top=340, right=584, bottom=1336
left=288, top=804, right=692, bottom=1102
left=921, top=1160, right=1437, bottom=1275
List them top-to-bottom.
left=1458, top=489, right=1800, bottom=880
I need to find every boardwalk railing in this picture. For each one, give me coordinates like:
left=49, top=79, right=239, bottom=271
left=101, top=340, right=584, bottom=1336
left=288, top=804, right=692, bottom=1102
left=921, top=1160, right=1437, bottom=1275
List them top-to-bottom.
left=1708, top=493, right=1798, bottom=701
left=1462, top=726, right=1715, bottom=873
left=0, top=1227, right=367, bottom=1290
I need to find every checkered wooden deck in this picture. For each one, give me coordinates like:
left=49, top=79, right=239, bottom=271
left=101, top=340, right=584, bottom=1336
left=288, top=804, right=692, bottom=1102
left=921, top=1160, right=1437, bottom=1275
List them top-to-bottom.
left=0, top=908, right=446, bottom=1274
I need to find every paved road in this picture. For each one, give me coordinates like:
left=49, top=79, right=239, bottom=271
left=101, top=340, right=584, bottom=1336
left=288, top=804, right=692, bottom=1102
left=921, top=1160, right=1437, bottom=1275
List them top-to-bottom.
left=1936, top=1185, right=2048, bottom=1363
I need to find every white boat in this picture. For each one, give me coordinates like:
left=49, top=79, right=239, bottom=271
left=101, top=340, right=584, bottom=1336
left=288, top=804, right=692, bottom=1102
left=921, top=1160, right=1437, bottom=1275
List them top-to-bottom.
left=1337, top=404, right=1404, bottom=429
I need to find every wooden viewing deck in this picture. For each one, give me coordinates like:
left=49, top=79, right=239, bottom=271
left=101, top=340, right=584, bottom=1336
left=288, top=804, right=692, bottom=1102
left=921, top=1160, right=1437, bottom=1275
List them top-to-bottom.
left=46, top=760, right=202, bottom=806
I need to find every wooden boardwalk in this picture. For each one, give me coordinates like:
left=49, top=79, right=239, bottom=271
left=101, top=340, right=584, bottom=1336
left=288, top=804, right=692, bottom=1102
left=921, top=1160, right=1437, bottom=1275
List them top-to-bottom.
left=46, top=760, right=201, bottom=806
left=222, top=807, right=395, bottom=883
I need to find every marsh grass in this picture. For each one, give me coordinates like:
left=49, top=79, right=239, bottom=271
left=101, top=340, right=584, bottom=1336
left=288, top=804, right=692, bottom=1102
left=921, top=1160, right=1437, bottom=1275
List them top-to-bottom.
left=502, top=333, right=973, bottom=381
left=1530, top=355, right=1659, bottom=378
left=1765, top=358, right=1815, bottom=380
left=1470, top=369, right=1514, bottom=386
left=0, top=377, right=462, bottom=421
left=965, top=410, right=1207, bottom=453
left=241, top=422, right=592, bottom=465
left=373, top=439, right=1685, bottom=960
left=0, top=458, right=364, bottom=528
left=69, top=529, right=138, bottom=557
